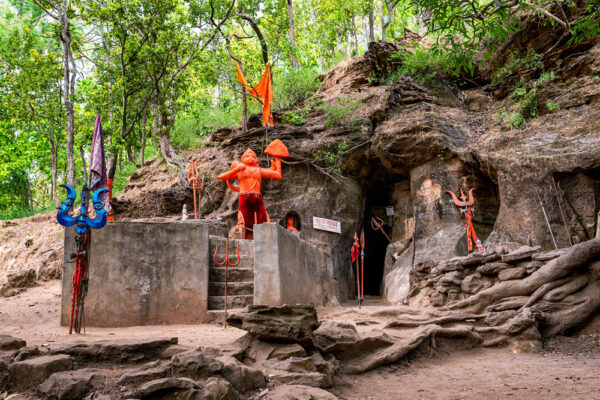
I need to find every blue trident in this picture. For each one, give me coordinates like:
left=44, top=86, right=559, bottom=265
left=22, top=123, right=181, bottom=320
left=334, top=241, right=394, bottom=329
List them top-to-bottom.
left=56, top=183, right=109, bottom=234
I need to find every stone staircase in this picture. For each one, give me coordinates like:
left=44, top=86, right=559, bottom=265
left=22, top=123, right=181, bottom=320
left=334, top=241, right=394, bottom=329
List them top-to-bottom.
left=208, top=236, right=254, bottom=321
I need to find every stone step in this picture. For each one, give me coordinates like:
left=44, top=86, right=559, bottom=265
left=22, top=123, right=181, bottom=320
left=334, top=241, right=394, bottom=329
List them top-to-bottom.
left=209, top=267, right=254, bottom=282
left=208, top=281, right=254, bottom=296
left=208, top=295, right=253, bottom=310
left=207, top=309, right=247, bottom=324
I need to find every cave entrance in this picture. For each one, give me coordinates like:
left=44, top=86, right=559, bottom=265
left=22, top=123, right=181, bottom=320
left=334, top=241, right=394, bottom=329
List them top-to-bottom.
left=362, top=181, right=396, bottom=296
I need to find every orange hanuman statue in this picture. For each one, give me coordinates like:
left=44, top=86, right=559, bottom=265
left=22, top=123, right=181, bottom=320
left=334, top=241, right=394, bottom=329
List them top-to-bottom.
left=218, top=140, right=289, bottom=238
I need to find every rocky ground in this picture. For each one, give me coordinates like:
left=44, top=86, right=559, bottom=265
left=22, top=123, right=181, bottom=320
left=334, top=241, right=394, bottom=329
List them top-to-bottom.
left=1, top=280, right=599, bottom=399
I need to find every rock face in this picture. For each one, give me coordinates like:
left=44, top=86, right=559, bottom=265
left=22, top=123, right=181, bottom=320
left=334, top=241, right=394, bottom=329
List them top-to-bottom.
left=115, top=31, right=600, bottom=305
left=227, top=305, right=319, bottom=347
left=0, top=335, right=26, bottom=351
left=39, top=368, right=107, bottom=400
left=263, top=384, right=339, bottom=400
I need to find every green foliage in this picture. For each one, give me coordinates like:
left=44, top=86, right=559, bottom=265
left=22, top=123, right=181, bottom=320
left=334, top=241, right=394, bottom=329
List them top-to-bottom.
left=396, top=48, right=460, bottom=84
left=491, top=49, right=543, bottom=86
left=273, top=67, right=321, bottom=110
left=315, top=98, right=362, bottom=129
left=546, top=100, right=560, bottom=111
left=282, top=107, right=311, bottom=126
left=313, top=140, right=349, bottom=173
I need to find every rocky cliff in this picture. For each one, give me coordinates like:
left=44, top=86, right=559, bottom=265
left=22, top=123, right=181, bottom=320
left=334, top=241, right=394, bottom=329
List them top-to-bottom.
left=114, top=26, right=600, bottom=307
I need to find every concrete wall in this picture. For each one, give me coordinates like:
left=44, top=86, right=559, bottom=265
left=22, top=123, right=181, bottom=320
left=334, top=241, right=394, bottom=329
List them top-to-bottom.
left=61, top=220, right=219, bottom=327
left=254, top=223, right=326, bottom=306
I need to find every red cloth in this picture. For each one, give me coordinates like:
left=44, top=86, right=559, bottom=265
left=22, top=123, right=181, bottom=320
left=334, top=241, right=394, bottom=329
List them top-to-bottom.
left=235, top=62, right=274, bottom=126
left=239, top=193, right=268, bottom=231
left=351, top=244, right=360, bottom=263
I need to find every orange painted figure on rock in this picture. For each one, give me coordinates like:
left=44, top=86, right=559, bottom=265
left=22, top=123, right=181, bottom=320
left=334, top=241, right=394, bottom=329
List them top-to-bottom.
left=219, top=140, right=289, bottom=239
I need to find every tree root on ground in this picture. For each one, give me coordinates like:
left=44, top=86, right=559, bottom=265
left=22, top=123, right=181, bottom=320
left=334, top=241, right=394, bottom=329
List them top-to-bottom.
left=343, top=325, right=483, bottom=374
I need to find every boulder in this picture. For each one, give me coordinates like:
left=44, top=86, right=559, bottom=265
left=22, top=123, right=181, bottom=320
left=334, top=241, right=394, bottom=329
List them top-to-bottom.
left=501, top=245, right=541, bottom=263
left=460, top=252, right=487, bottom=266
left=517, top=260, right=544, bottom=274
left=477, top=262, right=512, bottom=275
left=498, top=267, right=527, bottom=281
left=439, top=271, right=463, bottom=285
left=461, top=275, right=484, bottom=294
left=434, top=282, right=460, bottom=294
left=430, top=291, right=446, bottom=306
left=226, top=305, right=319, bottom=347
left=312, top=321, right=359, bottom=349
left=314, top=323, right=393, bottom=361
left=0, top=335, right=26, bottom=351
left=50, top=337, right=178, bottom=362
left=160, top=344, right=190, bottom=359
left=269, top=344, right=307, bottom=360
left=10, top=346, right=41, bottom=362
left=171, top=347, right=223, bottom=376
left=9, top=354, right=73, bottom=387
left=218, top=355, right=266, bottom=393
left=117, top=360, right=171, bottom=385
left=39, top=368, right=107, bottom=400
left=133, top=377, right=201, bottom=398
left=202, top=377, right=240, bottom=400
left=262, top=384, right=339, bottom=400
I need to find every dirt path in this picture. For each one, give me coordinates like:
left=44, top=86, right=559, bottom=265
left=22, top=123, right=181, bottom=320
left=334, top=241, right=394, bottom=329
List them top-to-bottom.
left=0, top=280, right=245, bottom=348
left=2, top=281, right=600, bottom=399
left=331, top=348, right=600, bottom=400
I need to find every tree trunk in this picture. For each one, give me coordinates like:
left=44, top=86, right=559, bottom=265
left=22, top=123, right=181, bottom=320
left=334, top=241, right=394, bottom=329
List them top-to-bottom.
left=287, top=0, right=300, bottom=68
left=381, top=1, right=394, bottom=42
left=59, top=6, right=76, bottom=187
left=369, top=7, right=375, bottom=42
left=352, top=15, right=359, bottom=55
left=140, top=114, right=147, bottom=166
left=49, top=126, right=59, bottom=206
left=79, top=145, right=88, bottom=185
left=126, top=145, right=135, bottom=163
left=26, top=177, right=33, bottom=213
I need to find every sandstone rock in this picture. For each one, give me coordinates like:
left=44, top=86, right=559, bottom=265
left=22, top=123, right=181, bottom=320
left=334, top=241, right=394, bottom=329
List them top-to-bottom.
left=494, top=242, right=523, bottom=255
left=501, top=246, right=541, bottom=263
left=532, top=249, right=567, bottom=261
left=461, top=252, right=487, bottom=266
left=482, top=252, right=501, bottom=263
left=431, top=262, right=463, bottom=276
left=477, top=262, right=512, bottom=275
left=498, top=267, right=527, bottom=281
left=439, top=271, right=462, bottom=285
left=461, top=275, right=483, bottom=294
left=434, top=282, right=460, bottom=294
left=447, top=289, right=461, bottom=302
left=430, top=291, right=446, bottom=306
left=227, top=305, right=319, bottom=347
left=313, top=321, right=359, bottom=349
left=314, top=322, right=393, bottom=361
left=0, top=335, right=26, bottom=351
left=50, top=337, right=178, bottom=362
left=160, top=344, right=190, bottom=359
left=269, top=344, right=307, bottom=360
left=10, top=346, right=41, bottom=362
left=172, top=347, right=223, bottom=375
left=309, top=352, right=339, bottom=387
left=9, top=354, right=73, bottom=387
left=218, top=355, right=266, bottom=393
left=117, top=360, right=171, bottom=385
left=39, top=368, right=107, bottom=400
left=134, top=377, right=200, bottom=398
left=202, top=377, right=240, bottom=400
left=262, top=384, right=339, bottom=400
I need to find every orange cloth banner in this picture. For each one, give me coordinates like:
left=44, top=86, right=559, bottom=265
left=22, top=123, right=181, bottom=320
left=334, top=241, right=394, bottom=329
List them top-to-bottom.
left=235, top=62, right=274, bottom=126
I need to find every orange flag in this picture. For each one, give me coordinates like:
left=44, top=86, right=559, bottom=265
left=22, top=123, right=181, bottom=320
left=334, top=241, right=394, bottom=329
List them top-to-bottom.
left=235, top=62, right=274, bottom=126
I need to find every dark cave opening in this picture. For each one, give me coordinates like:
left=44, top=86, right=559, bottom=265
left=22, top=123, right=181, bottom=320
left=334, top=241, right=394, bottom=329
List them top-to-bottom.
left=361, top=179, right=396, bottom=296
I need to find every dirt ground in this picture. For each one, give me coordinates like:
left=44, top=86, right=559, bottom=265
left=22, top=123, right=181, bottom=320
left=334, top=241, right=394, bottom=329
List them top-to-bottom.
left=1, top=280, right=599, bottom=400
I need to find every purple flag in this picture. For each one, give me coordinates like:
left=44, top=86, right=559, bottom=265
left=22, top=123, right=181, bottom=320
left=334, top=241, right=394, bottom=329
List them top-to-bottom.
left=89, top=113, right=109, bottom=208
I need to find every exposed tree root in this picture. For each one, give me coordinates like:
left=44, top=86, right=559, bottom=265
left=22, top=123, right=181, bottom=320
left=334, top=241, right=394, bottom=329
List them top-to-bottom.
left=446, top=238, right=600, bottom=313
left=384, top=314, right=485, bottom=329
left=343, top=325, right=483, bottom=374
